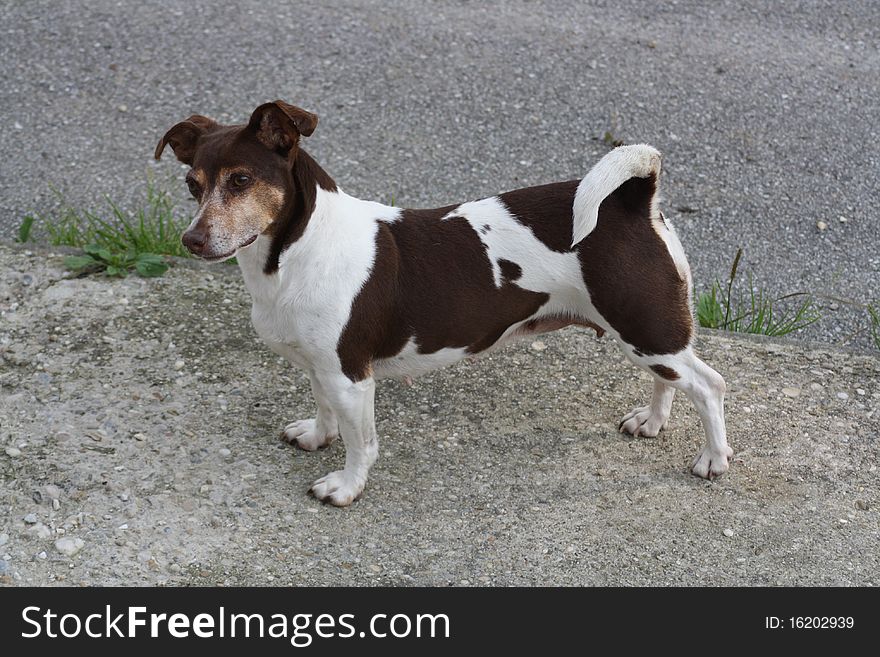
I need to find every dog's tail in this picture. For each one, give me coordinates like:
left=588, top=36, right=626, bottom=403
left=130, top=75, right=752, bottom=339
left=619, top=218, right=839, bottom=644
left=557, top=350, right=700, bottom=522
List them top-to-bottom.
left=571, top=144, right=662, bottom=247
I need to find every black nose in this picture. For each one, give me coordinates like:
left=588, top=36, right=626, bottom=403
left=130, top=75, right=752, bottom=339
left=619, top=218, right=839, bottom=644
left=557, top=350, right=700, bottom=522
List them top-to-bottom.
left=182, top=228, right=208, bottom=255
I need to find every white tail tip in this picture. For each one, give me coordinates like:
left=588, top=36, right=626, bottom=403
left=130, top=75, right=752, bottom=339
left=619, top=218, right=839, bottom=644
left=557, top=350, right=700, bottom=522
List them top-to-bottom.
left=571, top=144, right=661, bottom=247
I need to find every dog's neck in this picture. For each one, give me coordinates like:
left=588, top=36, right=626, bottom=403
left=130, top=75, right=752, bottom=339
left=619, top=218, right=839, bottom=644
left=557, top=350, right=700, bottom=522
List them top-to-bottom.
left=260, top=148, right=338, bottom=275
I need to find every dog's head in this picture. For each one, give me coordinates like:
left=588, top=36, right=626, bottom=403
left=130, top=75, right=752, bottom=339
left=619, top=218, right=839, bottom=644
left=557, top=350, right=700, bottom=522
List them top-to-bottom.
left=155, top=100, right=318, bottom=261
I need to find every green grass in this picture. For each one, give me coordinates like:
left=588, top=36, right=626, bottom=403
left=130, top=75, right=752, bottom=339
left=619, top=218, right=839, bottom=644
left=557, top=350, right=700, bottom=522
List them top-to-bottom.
left=20, top=176, right=193, bottom=278
left=37, top=177, right=191, bottom=257
left=696, top=248, right=821, bottom=337
left=868, top=303, right=880, bottom=350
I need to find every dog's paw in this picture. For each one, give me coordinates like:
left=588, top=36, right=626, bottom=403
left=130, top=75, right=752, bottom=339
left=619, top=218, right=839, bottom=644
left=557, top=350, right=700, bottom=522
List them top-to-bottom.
left=618, top=405, right=668, bottom=438
left=280, top=419, right=337, bottom=451
left=690, top=446, right=733, bottom=480
left=309, top=470, right=364, bottom=507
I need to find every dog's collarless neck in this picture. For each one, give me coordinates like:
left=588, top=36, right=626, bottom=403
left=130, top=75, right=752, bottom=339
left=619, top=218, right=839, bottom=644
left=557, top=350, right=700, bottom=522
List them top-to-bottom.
left=263, top=149, right=337, bottom=275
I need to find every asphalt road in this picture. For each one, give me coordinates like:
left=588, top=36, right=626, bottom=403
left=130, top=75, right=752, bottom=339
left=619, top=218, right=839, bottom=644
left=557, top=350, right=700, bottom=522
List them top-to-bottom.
left=1, top=1, right=878, bottom=348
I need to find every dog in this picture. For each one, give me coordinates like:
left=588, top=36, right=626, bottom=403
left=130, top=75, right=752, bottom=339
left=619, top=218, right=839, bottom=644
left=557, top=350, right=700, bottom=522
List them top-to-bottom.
left=155, top=100, right=732, bottom=506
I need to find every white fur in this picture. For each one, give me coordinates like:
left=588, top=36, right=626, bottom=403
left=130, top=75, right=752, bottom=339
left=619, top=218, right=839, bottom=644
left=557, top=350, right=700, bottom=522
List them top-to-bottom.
left=571, top=144, right=662, bottom=247
left=374, top=339, right=470, bottom=380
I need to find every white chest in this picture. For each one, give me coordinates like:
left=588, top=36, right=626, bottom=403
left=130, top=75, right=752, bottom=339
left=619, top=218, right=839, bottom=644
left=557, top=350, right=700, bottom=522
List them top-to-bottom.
left=234, top=188, right=397, bottom=372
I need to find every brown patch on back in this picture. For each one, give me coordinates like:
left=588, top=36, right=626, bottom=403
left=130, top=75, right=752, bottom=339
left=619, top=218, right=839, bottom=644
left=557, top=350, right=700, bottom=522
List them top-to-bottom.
left=578, top=175, right=692, bottom=355
left=498, top=180, right=579, bottom=252
left=337, top=210, right=550, bottom=381
left=650, top=364, right=680, bottom=380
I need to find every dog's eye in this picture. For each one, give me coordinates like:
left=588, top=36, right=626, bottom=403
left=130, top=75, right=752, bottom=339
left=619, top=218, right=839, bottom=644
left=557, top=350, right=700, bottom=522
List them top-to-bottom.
left=231, top=174, right=251, bottom=188
left=186, top=178, right=201, bottom=198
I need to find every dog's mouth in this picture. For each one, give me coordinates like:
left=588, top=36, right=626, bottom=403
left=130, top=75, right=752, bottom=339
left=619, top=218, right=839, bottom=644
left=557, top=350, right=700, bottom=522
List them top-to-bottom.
left=201, top=234, right=259, bottom=261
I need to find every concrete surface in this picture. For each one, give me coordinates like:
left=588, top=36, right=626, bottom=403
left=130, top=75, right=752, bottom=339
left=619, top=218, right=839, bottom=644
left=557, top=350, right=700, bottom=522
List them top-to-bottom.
left=1, top=1, right=878, bottom=349
left=1, top=242, right=878, bottom=586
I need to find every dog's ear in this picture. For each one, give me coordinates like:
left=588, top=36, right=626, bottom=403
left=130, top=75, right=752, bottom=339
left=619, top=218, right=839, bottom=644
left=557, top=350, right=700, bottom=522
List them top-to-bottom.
left=248, top=100, right=318, bottom=153
left=154, top=115, right=217, bottom=164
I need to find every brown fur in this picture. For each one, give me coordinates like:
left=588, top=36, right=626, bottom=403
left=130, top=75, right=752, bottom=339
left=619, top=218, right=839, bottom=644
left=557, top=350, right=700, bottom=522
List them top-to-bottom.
left=578, top=175, right=693, bottom=355
left=650, top=364, right=680, bottom=380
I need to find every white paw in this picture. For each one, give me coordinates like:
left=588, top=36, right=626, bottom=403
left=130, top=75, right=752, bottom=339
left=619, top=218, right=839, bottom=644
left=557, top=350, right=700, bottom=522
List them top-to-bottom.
left=618, top=405, right=668, bottom=438
left=280, top=419, right=337, bottom=451
left=690, top=446, right=733, bottom=480
left=309, top=470, right=365, bottom=507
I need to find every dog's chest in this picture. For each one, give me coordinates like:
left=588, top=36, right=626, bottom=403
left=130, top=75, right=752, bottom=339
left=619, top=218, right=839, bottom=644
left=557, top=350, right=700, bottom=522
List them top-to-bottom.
left=236, top=200, right=386, bottom=370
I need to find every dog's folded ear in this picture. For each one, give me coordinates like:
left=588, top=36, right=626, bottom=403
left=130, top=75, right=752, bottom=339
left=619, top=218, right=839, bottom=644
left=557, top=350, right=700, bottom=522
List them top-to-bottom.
left=248, top=100, right=319, bottom=154
left=154, top=115, right=218, bottom=164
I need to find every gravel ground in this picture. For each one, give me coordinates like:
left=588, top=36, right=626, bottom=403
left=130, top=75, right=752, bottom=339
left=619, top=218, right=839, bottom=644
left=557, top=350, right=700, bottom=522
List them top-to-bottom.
left=0, top=1, right=878, bottom=349
left=1, top=242, right=878, bottom=586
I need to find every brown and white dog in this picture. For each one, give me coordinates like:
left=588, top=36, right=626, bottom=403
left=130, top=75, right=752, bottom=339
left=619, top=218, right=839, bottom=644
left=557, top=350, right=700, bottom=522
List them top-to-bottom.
left=155, top=100, right=732, bottom=506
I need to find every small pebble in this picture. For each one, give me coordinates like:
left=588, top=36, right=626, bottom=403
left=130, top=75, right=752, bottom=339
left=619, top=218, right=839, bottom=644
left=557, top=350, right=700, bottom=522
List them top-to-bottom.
left=816, top=220, right=827, bottom=231
left=531, top=340, right=546, bottom=351
left=174, top=359, right=185, bottom=370
left=781, top=387, right=801, bottom=398
left=856, top=388, right=865, bottom=396
left=837, top=392, right=849, bottom=400
left=5, top=447, right=22, bottom=457
left=218, top=448, right=231, bottom=458
left=44, top=484, right=62, bottom=500
left=855, top=500, right=869, bottom=511
left=23, top=513, right=38, bottom=525
left=29, top=523, right=51, bottom=540
left=722, top=528, right=735, bottom=537
left=0, top=533, right=8, bottom=546
left=55, top=537, right=85, bottom=557
left=37, top=551, right=47, bottom=560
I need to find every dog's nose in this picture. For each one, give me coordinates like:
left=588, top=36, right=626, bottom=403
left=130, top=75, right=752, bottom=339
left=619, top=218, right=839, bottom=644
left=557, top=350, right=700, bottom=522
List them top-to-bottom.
left=182, top=227, right=208, bottom=255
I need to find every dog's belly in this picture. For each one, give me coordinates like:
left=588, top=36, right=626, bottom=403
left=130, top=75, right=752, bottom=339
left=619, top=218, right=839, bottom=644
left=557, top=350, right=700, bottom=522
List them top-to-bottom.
left=371, top=312, right=605, bottom=381
left=372, top=339, right=470, bottom=380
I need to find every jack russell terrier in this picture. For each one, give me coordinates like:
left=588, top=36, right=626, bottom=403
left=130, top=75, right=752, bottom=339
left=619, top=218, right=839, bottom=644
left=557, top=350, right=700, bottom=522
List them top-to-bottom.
left=155, top=100, right=732, bottom=506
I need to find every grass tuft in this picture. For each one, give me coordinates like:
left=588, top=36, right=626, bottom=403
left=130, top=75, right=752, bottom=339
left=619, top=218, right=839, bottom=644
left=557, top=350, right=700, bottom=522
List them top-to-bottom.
left=26, top=176, right=193, bottom=278
left=41, top=177, right=191, bottom=258
left=696, top=248, right=821, bottom=337
left=868, top=303, right=880, bottom=350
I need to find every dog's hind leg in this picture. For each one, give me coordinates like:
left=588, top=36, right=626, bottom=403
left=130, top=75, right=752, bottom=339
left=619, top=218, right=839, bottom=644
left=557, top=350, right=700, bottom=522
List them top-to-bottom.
left=623, top=346, right=731, bottom=479
left=281, top=371, right=340, bottom=451
left=308, top=372, right=379, bottom=506
left=619, top=378, right=675, bottom=437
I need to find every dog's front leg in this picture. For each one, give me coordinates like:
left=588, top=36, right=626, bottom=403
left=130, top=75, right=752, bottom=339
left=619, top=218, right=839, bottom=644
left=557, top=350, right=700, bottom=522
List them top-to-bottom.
left=281, top=371, right=340, bottom=450
left=308, top=373, right=378, bottom=506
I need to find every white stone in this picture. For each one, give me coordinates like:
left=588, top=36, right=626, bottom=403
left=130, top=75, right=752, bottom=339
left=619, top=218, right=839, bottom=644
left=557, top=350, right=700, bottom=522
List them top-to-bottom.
left=29, top=523, right=51, bottom=540
left=55, top=537, right=84, bottom=557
